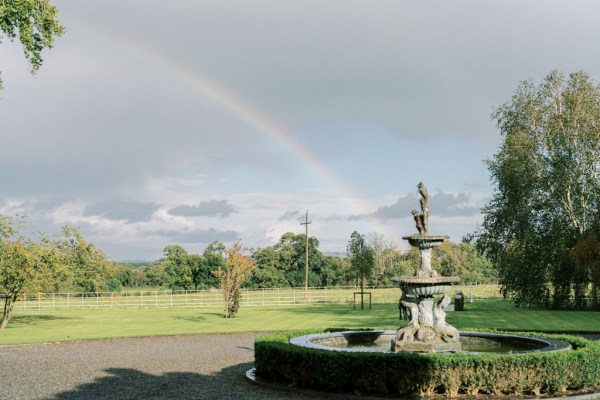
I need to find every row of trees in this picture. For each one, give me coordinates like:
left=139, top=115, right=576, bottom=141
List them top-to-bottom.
left=130, top=232, right=495, bottom=292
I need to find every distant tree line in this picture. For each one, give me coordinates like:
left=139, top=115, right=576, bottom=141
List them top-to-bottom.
left=126, top=232, right=495, bottom=291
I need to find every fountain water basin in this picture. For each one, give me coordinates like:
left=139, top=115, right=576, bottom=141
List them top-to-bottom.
left=290, top=330, right=572, bottom=354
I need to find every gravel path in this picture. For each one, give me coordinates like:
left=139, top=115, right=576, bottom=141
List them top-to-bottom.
left=0, top=333, right=315, bottom=400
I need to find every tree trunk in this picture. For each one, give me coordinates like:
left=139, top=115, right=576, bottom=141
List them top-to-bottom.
left=1, top=296, right=15, bottom=329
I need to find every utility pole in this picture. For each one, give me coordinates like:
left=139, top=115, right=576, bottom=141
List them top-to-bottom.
left=300, top=210, right=312, bottom=299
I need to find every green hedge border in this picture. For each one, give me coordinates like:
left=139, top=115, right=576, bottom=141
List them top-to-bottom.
left=255, top=329, right=600, bottom=397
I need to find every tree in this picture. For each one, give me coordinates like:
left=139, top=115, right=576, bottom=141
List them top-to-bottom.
left=0, top=0, right=64, bottom=89
left=476, top=70, right=600, bottom=308
left=0, top=215, right=59, bottom=329
left=57, top=226, right=115, bottom=293
left=347, top=231, right=374, bottom=308
left=273, top=232, right=323, bottom=287
left=367, top=232, right=402, bottom=285
left=431, top=240, right=496, bottom=284
left=199, top=241, right=225, bottom=289
left=213, top=241, right=256, bottom=318
left=162, top=245, right=195, bottom=290
left=246, top=246, right=289, bottom=288
left=136, top=263, right=167, bottom=287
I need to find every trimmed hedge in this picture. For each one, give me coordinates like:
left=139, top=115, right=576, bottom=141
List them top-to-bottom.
left=254, top=330, right=600, bottom=397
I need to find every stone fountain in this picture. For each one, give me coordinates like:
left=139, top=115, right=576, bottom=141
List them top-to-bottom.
left=392, top=182, right=461, bottom=352
left=250, top=183, right=590, bottom=398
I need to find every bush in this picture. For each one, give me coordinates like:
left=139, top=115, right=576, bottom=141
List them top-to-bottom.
left=255, top=330, right=600, bottom=397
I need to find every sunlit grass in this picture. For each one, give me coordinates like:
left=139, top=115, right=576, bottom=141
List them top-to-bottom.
left=1, top=298, right=599, bottom=345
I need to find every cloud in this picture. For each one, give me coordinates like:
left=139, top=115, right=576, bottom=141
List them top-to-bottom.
left=364, top=191, right=482, bottom=221
left=83, top=198, right=160, bottom=223
left=168, top=200, right=235, bottom=218
left=279, top=210, right=301, bottom=221
left=153, top=228, right=239, bottom=244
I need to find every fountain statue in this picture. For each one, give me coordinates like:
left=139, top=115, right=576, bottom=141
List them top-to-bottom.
left=392, top=182, right=461, bottom=352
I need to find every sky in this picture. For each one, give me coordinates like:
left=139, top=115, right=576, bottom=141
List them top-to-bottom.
left=1, top=1, right=600, bottom=261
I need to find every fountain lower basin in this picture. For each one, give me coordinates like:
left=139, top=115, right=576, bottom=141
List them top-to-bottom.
left=290, top=330, right=572, bottom=354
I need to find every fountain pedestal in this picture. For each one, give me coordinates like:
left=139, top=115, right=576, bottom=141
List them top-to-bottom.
left=391, top=234, right=461, bottom=353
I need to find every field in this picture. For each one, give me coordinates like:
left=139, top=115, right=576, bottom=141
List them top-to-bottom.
left=2, top=294, right=600, bottom=345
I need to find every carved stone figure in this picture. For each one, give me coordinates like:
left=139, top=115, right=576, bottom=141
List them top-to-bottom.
left=417, top=182, right=429, bottom=235
left=411, top=209, right=426, bottom=235
left=433, top=295, right=459, bottom=343
left=395, top=301, right=419, bottom=342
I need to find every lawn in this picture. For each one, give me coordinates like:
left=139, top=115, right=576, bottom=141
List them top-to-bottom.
left=1, top=299, right=599, bottom=345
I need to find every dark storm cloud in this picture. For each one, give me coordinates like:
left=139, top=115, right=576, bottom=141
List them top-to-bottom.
left=355, top=191, right=481, bottom=221
left=83, top=198, right=160, bottom=223
left=168, top=200, right=235, bottom=218
left=279, top=210, right=301, bottom=221
left=153, top=228, right=239, bottom=244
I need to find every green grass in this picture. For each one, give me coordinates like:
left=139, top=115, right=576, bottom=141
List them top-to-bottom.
left=447, top=298, right=600, bottom=332
left=1, top=299, right=599, bottom=345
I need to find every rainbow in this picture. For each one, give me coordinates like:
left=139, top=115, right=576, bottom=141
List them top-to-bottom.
left=70, top=16, right=394, bottom=236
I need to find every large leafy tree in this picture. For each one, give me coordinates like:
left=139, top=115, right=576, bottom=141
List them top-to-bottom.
left=0, top=0, right=64, bottom=89
left=476, top=70, right=600, bottom=308
left=0, top=215, right=60, bottom=329
left=273, top=232, right=323, bottom=287
left=199, top=241, right=224, bottom=289
left=162, top=245, right=196, bottom=290
left=246, top=246, right=289, bottom=288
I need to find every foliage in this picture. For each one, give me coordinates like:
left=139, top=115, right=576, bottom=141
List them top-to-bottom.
left=0, top=0, right=64, bottom=89
left=476, top=70, right=600, bottom=309
left=0, top=215, right=60, bottom=328
left=57, top=226, right=115, bottom=293
left=570, top=230, right=600, bottom=310
left=346, top=231, right=374, bottom=292
left=247, top=232, right=345, bottom=288
left=366, top=233, right=403, bottom=285
left=432, top=239, right=497, bottom=284
left=199, top=241, right=224, bottom=289
left=213, top=241, right=256, bottom=318
left=162, top=245, right=192, bottom=290
left=245, top=246, right=289, bottom=288
left=133, top=263, right=167, bottom=287
left=114, top=264, right=133, bottom=286
left=255, top=330, right=600, bottom=397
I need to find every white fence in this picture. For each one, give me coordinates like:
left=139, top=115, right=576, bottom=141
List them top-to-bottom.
left=3, top=284, right=499, bottom=311
left=5, top=287, right=401, bottom=311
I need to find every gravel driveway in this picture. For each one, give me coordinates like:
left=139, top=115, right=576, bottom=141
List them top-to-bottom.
left=0, top=333, right=315, bottom=400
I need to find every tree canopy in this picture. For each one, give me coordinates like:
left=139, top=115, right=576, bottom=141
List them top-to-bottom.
left=0, top=0, right=64, bottom=89
left=476, top=70, right=600, bottom=309
left=0, top=215, right=60, bottom=328
left=347, top=231, right=374, bottom=291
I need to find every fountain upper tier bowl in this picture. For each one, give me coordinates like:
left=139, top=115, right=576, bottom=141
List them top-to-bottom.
left=402, top=234, right=449, bottom=249
left=393, top=276, right=461, bottom=296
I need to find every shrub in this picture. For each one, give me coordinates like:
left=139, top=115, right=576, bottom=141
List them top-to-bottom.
left=255, top=330, right=600, bottom=397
